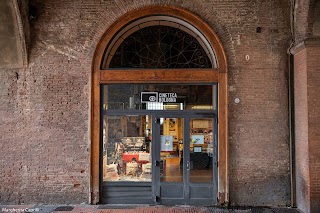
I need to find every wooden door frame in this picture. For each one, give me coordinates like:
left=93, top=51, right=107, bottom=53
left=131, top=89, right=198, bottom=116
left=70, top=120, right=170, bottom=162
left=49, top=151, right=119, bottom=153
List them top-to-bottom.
left=91, top=5, right=228, bottom=205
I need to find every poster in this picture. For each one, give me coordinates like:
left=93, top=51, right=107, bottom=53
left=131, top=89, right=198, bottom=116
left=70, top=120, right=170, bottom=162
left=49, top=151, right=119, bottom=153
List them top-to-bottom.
left=161, top=135, right=173, bottom=151
left=191, top=135, right=204, bottom=144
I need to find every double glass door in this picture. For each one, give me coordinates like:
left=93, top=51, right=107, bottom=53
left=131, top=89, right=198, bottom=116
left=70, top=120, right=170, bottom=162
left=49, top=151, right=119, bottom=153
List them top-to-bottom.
left=101, top=113, right=217, bottom=205
left=152, top=115, right=217, bottom=205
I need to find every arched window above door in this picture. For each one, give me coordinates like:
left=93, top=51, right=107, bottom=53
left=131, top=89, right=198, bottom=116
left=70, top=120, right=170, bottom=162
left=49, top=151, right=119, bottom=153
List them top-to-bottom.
left=101, top=16, right=218, bottom=69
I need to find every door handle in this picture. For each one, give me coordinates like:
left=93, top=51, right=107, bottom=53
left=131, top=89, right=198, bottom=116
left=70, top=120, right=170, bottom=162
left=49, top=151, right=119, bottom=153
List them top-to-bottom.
left=187, top=161, right=190, bottom=171
left=155, top=196, right=160, bottom=203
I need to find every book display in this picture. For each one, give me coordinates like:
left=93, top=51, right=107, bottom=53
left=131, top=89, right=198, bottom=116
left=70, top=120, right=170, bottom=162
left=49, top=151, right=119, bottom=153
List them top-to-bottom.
left=103, top=115, right=152, bottom=182
left=104, top=136, right=152, bottom=181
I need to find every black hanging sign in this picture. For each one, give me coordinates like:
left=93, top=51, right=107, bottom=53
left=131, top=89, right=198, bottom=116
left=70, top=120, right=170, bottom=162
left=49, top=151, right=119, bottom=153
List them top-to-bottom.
left=141, top=92, right=177, bottom=103
left=141, top=92, right=158, bottom=103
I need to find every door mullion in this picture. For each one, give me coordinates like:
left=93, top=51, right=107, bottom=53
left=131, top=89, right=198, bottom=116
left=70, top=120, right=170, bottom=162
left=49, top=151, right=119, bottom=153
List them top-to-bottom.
left=152, top=116, right=161, bottom=203
left=183, top=117, right=190, bottom=204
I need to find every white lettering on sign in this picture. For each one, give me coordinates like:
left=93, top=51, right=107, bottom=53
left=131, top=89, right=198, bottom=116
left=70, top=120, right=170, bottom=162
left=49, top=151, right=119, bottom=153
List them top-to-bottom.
left=158, top=93, right=177, bottom=103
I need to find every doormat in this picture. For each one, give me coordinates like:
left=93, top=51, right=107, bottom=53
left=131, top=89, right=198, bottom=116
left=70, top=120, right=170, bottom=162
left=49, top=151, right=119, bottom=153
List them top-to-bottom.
left=54, top=206, right=74, bottom=211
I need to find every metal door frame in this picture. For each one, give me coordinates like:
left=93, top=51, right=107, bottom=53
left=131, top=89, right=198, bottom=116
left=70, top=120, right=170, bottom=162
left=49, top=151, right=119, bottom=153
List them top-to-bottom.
left=101, top=110, right=217, bottom=205
left=152, top=112, right=218, bottom=205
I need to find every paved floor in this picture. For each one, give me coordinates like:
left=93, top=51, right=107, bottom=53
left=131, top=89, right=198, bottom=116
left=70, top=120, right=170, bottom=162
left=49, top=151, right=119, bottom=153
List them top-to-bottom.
left=0, top=205, right=303, bottom=213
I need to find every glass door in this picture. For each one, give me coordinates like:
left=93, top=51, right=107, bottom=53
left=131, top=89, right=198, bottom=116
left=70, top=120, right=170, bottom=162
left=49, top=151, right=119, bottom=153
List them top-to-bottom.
left=153, top=115, right=217, bottom=205
left=152, top=117, right=185, bottom=205
left=188, top=117, right=217, bottom=205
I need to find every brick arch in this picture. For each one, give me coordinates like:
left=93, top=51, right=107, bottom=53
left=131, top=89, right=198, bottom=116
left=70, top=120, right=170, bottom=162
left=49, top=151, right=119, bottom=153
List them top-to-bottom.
left=86, top=1, right=234, bottom=63
left=90, top=5, right=228, bottom=204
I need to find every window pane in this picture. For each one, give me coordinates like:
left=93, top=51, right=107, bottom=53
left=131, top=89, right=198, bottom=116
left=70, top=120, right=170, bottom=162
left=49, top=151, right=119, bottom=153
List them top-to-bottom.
left=102, top=84, right=216, bottom=111
left=102, top=115, right=152, bottom=182
left=160, top=118, right=183, bottom=183
left=189, top=118, right=214, bottom=183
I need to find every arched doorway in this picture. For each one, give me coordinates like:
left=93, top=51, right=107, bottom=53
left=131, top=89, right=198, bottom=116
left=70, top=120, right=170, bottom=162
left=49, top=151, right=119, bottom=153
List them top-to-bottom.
left=91, top=6, right=228, bottom=205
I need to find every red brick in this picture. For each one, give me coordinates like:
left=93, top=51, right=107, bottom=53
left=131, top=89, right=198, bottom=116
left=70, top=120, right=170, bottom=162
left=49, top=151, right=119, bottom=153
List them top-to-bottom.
left=0, top=0, right=293, bottom=207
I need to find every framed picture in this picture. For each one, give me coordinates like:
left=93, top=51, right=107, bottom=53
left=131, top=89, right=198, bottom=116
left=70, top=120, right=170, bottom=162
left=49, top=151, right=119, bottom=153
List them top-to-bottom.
left=160, top=135, right=173, bottom=151
left=191, top=135, right=204, bottom=144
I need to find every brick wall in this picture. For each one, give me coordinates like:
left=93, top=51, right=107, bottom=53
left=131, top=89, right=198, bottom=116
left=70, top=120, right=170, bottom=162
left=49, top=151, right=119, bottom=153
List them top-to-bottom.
left=0, top=0, right=291, bottom=206
left=0, top=0, right=92, bottom=204
left=222, top=0, right=291, bottom=206
left=293, top=0, right=320, bottom=212
left=294, top=0, right=311, bottom=44
left=293, top=41, right=320, bottom=213
left=307, top=45, right=320, bottom=213
left=294, top=48, right=310, bottom=213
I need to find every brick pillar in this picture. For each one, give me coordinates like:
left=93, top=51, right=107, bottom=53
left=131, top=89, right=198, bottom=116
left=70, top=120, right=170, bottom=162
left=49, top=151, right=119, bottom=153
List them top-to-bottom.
left=292, top=39, right=320, bottom=213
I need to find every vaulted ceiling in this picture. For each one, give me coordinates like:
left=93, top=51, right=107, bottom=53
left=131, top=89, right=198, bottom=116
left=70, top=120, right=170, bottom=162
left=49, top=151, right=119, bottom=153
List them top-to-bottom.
left=0, top=0, right=28, bottom=68
left=294, top=0, right=320, bottom=43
